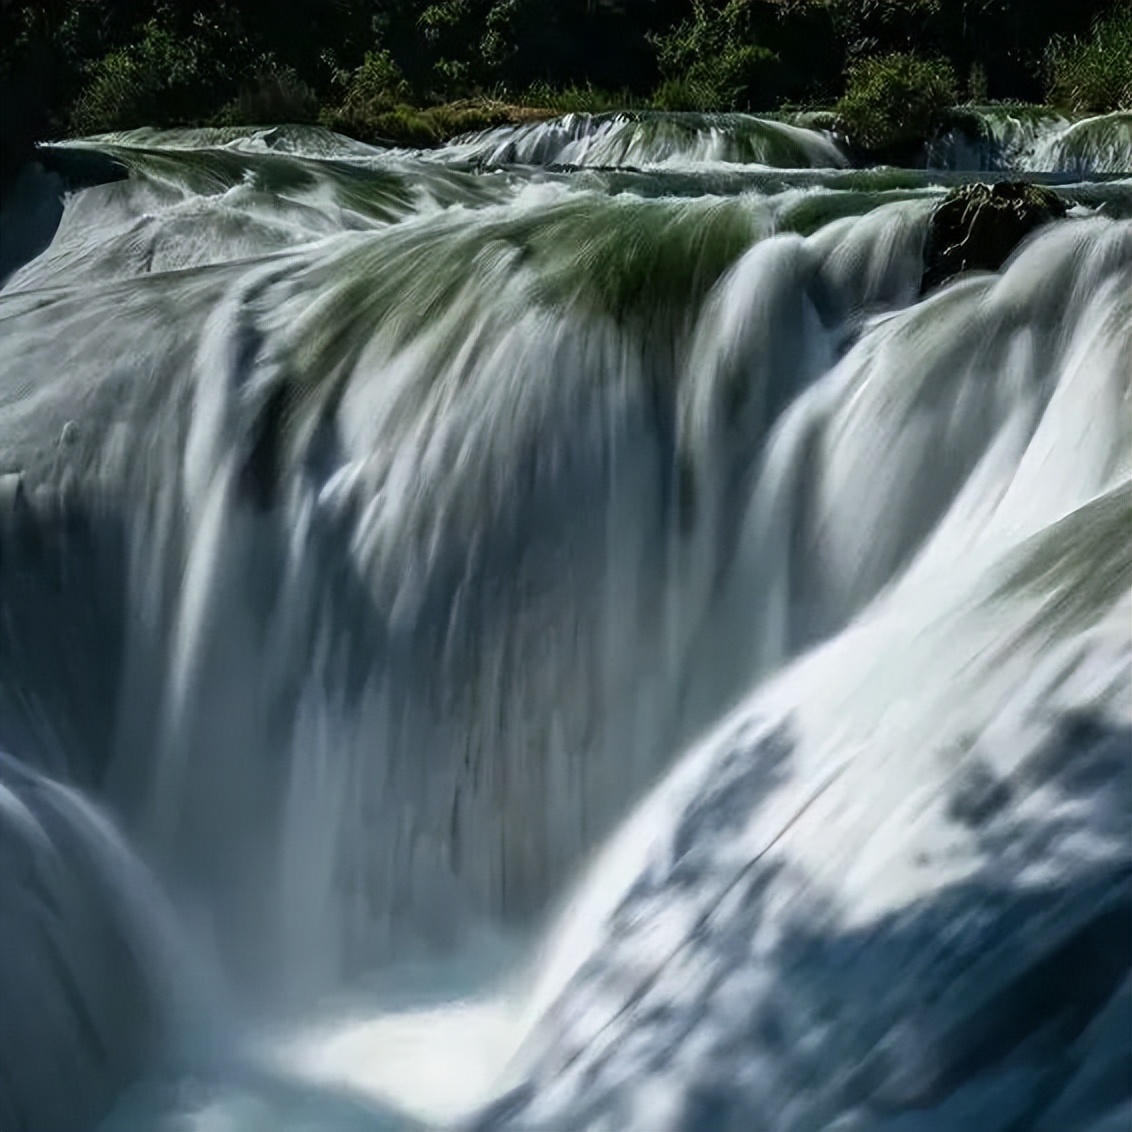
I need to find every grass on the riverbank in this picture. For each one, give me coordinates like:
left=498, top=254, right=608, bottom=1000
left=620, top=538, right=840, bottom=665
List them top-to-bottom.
left=1045, top=3, right=1132, bottom=115
left=322, top=96, right=557, bottom=148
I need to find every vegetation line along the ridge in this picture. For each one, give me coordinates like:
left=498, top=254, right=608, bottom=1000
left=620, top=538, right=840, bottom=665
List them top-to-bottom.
left=2, top=0, right=1131, bottom=174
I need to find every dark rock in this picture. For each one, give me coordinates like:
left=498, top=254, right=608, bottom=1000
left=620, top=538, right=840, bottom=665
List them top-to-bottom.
left=920, top=181, right=1068, bottom=295
left=946, top=757, right=1012, bottom=829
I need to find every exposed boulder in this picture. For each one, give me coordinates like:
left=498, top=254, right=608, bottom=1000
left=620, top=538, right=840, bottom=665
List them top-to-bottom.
left=921, top=181, right=1068, bottom=294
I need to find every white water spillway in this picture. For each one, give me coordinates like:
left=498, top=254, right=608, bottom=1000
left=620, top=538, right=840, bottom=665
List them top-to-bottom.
left=0, top=113, right=1129, bottom=1132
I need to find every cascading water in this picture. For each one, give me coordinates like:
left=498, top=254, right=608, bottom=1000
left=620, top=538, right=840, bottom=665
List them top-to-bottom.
left=430, top=111, right=850, bottom=169
left=0, top=112, right=1129, bottom=1132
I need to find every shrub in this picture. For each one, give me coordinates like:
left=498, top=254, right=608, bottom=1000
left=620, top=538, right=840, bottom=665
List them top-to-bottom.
left=414, top=0, right=525, bottom=97
left=650, top=0, right=782, bottom=111
left=780, top=0, right=1114, bottom=104
left=1046, top=3, right=1132, bottom=115
left=70, top=19, right=235, bottom=135
left=323, top=43, right=564, bottom=146
left=322, top=49, right=413, bottom=138
left=339, top=50, right=412, bottom=113
left=835, top=51, right=957, bottom=156
left=432, top=58, right=471, bottom=98
left=966, top=62, right=988, bottom=104
left=216, top=67, right=320, bottom=127
left=650, top=77, right=730, bottom=113
left=519, top=81, right=639, bottom=115
left=323, top=91, right=553, bottom=148
left=429, top=100, right=553, bottom=138
left=329, top=103, right=441, bottom=146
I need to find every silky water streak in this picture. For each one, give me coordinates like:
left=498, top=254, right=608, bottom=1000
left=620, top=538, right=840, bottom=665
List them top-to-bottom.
left=0, top=118, right=1128, bottom=1132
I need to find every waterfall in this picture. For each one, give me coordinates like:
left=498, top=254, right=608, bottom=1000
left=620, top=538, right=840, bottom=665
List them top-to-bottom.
left=925, top=107, right=1132, bottom=175
left=431, top=111, right=849, bottom=169
left=1, top=114, right=1128, bottom=1132
left=0, top=751, right=216, bottom=1132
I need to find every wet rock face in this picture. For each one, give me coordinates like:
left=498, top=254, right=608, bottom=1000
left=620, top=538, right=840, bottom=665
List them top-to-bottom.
left=921, top=181, right=1068, bottom=294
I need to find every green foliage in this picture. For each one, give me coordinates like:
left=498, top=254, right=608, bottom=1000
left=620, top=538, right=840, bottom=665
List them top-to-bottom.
left=1, top=0, right=1127, bottom=163
left=398, top=0, right=527, bottom=96
left=416, top=0, right=475, bottom=93
left=418, top=0, right=472, bottom=41
left=480, top=0, right=523, bottom=72
left=650, top=0, right=780, bottom=110
left=779, top=0, right=1116, bottom=104
left=815, top=0, right=943, bottom=43
left=1045, top=3, right=1132, bottom=114
left=70, top=18, right=239, bottom=135
left=321, top=46, right=553, bottom=146
left=325, top=48, right=412, bottom=131
left=835, top=51, right=957, bottom=156
left=431, top=58, right=471, bottom=97
left=966, top=62, right=988, bottom=104
left=218, top=67, right=320, bottom=127
left=650, top=77, right=730, bottom=113
left=519, top=81, right=640, bottom=114
left=324, top=90, right=552, bottom=147
left=323, top=102, right=435, bottom=146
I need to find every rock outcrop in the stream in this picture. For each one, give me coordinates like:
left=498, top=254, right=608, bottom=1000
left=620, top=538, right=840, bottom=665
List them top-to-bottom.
left=921, top=181, right=1068, bottom=294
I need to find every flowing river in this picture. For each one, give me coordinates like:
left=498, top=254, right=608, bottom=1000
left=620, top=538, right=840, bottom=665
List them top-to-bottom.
left=1, top=108, right=1130, bottom=1132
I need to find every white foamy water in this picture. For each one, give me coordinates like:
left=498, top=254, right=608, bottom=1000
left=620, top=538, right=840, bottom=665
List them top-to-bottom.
left=0, top=114, right=1128, bottom=1132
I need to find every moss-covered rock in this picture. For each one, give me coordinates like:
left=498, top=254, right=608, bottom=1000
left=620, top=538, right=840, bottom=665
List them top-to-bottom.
left=921, top=180, right=1068, bottom=294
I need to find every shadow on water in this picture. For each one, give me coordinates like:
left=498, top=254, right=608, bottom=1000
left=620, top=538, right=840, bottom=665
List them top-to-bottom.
left=0, top=148, right=127, bottom=286
left=0, top=475, right=128, bottom=786
left=469, top=717, right=1132, bottom=1132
